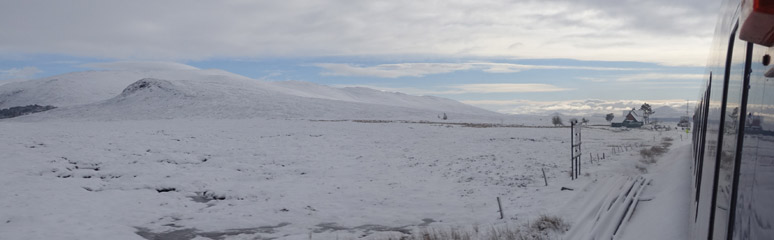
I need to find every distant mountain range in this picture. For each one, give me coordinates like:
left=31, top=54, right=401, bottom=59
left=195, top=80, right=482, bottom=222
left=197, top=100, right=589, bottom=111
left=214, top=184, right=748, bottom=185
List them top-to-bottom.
left=0, top=67, right=504, bottom=122
left=651, top=105, right=690, bottom=119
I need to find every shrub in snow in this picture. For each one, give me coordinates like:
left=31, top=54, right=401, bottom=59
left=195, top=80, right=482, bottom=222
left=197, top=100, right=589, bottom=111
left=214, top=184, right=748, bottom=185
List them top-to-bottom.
left=0, top=104, right=56, bottom=119
left=551, top=116, right=563, bottom=126
left=639, top=144, right=668, bottom=167
left=650, top=146, right=666, bottom=155
left=639, top=148, right=655, bottom=161
left=635, top=164, right=648, bottom=173
left=531, top=214, right=570, bottom=232
left=385, top=215, right=569, bottom=240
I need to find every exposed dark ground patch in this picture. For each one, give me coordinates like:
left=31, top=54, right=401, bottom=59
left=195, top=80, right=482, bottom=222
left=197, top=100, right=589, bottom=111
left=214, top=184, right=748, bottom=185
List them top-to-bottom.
left=313, top=218, right=435, bottom=235
left=135, top=222, right=290, bottom=240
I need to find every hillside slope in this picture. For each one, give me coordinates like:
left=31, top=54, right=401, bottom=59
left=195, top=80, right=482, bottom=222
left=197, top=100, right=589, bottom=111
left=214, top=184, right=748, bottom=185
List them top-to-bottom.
left=2, top=66, right=503, bottom=121
left=0, top=69, right=251, bottom=109
left=267, top=81, right=492, bottom=115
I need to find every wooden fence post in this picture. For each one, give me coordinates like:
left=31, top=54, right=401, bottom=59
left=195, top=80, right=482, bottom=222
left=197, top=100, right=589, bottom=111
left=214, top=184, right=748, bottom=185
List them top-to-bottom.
left=497, top=197, right=504, bottom=219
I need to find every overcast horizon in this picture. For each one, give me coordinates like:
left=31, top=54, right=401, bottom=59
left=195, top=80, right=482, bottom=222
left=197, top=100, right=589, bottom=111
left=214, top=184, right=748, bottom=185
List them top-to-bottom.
left=0, top=0, right=718, bottom=115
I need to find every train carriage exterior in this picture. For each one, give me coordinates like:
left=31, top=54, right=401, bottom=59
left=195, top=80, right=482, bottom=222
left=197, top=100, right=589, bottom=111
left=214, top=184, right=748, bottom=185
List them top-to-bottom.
left=692, top=0, right=774, bottom=239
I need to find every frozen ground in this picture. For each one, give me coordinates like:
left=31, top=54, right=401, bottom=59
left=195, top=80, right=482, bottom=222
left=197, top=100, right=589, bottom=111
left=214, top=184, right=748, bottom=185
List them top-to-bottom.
left=0, top=117, right=690, bottom=240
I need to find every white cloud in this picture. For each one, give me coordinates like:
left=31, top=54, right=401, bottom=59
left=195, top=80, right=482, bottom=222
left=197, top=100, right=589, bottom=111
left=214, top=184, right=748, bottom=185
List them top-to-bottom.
left=0, top=0, right=719, bottom=66
left=80, top=61, right=199, bottom=71
left=316, top=62, right=643, bottom=78
left=316, top=63, right=474, bottom=78
left=477, top=63, right=644, bottom=73
left=0, top=66, right=41, bottom=80
left=578, top=73, right=705, bottom=84
left=615, top=73, right=704, bottom=82
left=576, top=77, right=609, bottom=82
left=328, top=83, right=693, bottom=116
left=333, top=83, right=570, bottom=95
left=450, top=83, right=571, bottom=93
left=331, top=84, right=438, bottom=95
left=462, top=98, right=695, bottom=116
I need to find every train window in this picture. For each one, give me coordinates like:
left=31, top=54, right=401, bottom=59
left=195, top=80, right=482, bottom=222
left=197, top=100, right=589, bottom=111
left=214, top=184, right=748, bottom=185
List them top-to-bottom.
left=694, top=21, right=744, bottom=239
left=694, top=22, right=739, bottom=240
left=710, top=30, right=753, bottom=239
left=728, top=40, right=774, bottom=240
left=726, top=42, right=753, bottom=240
left=695, top=76, right=711, bottom=223
left=696, top=77, right=710, bottom=175
left=695, top=79, right=710, bottom=204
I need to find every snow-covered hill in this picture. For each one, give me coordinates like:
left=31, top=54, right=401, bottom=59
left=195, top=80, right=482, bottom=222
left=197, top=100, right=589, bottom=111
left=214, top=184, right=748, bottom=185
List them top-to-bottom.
left=0, top=65, right=503, bottom=121
left=0, top=68, right=252, bottom=109
left=265, top=81, right=489, bottom=115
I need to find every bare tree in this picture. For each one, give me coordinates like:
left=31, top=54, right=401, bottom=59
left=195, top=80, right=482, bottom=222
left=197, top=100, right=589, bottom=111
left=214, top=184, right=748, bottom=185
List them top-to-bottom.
left=640, top=103, right=654, bottom=124
left=552, top=116, right=564, bottom=126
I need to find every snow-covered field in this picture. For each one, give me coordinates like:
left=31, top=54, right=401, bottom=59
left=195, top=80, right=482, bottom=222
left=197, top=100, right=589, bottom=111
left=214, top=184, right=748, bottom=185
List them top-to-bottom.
left=0, top=67, right=694, bottom=239
left=0, top=117, right=690, bottom=240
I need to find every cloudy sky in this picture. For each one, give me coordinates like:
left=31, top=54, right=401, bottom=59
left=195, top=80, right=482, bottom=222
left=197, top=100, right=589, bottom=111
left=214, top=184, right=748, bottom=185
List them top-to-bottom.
left=0, top=0, right=720, bottom=115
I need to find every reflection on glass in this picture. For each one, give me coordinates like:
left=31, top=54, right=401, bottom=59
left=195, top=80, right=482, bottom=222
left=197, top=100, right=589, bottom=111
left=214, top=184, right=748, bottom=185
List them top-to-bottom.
left=711, top=33, right=747, bottom=239
left=731, top=45, right=774, bottom=239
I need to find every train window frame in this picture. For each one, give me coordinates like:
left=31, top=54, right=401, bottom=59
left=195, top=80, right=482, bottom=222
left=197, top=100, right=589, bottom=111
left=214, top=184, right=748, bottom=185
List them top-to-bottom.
left=706, top=22, right=739, bottom=238
left=725, top=41, right=753, bottom=240
left=696, top=77, right=711, bottom=208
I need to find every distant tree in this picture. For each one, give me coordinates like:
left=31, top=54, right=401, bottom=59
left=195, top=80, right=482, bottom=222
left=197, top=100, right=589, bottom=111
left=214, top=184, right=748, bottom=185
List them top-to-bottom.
left=640, top=103, right=654, bottom=124
left=442, top=113, right=447, bottom=120
left=605, top=113, right=615, bottom=122
left=551, top=116, right=563, bottom=126
left=581, top=117, right=589, bottom=125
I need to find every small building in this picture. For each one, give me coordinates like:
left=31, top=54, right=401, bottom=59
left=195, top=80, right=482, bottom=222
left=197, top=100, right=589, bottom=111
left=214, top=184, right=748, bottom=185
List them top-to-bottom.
left=611, top=109, right=644, bottom=128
